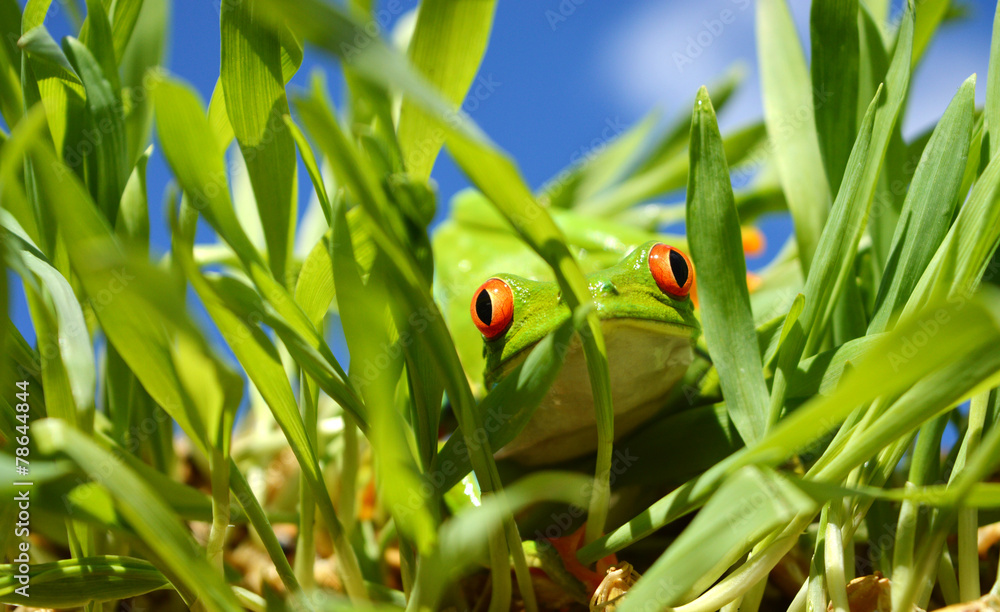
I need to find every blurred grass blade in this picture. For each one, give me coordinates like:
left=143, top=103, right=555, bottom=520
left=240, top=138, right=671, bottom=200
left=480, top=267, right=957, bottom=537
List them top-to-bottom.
left=0, top=0, right=22, bottom=126
left=78, top=0, right=120, bottom=93
left=109, top=0, right=146, bottom=61
left=119, top=0, right=167, bottom=166
left=221, top=0, right=297, bottom=283
left=397, top=0, right=497, bottom=180
left=758, top=0, right=831, bottom=272
left=810, top=0, right=859, bottom=194
left=912, top=0, right=950, bottom=68
left=986, top=1, right=1000, bottom=159
left=859, top=3, right=915, bottom=267
left=63, top=36, right=128, bottom=223
left=635, top=65, right=746, bottom=175
left=869, top=75, right=975, bottom=333
left=152, top=78, right=262, bottom=270
left=686, top=87, right=769, bottom=443
left=541, top=109, right=660, bottom=210
left=285, top=116, right=332, bottom=224
left=576, top=122, right=767, bottom=216
left=15, top=125, right=211, bottom=447
left=169, top=200, right=368, bottom=601
left=331, top=200, right=437, bottom=553
left=1, top=211, right=95, bottom=419
left=581, top=288, right=1000, bottom=563
left=435, top=320, right=574, bottom=492
left=33, top=421, right=242, bottom=611
left=618, top=467, right=815, bottom=611
left=0, top=556, right=168, bottom=607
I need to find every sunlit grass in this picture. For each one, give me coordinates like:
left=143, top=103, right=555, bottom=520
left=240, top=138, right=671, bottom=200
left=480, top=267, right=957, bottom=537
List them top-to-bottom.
left=2, top=0, right=1000, bottom=611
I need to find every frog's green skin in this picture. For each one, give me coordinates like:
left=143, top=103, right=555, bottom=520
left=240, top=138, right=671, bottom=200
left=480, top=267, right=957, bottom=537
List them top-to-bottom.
left=434, top=189, right=687, bottom=392
left=482, top=242, right=700, bottom=464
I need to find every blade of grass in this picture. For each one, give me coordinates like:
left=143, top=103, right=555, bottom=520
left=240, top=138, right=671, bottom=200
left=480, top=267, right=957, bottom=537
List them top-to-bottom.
left=0, top=0, right=22, bottom=126
left=118, top=0, right=167, bottom=166
left=221, top=0, right=298, bottom=284
left=396, top=0, right=497, bottom=180
left=758, top=0, right=831, bottom=272
left=810, top=0, right=859, bottom=194
left=986, top=1, right=1000, bottom=159
left=859, top=3, right=915, bottom=268
left=63, top=35, right=128, bottom=224
left=869, top=75, right=975, bottom=333
left=687, top=87, right=769, bottom=444
left=767, top=87, right=881, bottom=424
left=903, top=134, right=1000, bottom=317
left=169, top=199, right=368, bottom=601
left=331, top=200, right=437, bottom=554
left=580, top=287, right=1000, bottom=563
left=434, top=319, right=574, bottom=492
left=33, top=421, right=242, bottom=611
left=617, top=467, right=816, bottom=611
left=0, top=556, right=168, bottom=607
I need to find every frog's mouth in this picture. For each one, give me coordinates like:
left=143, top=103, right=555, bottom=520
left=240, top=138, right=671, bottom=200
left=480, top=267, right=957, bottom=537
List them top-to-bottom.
left=487, top=317, right=696, bottom=387
left=486, top=318, right=697, bottom=465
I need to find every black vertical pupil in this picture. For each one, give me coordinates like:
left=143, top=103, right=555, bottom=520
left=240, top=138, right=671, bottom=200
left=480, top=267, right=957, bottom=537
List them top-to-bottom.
left=669, top=250, right=689, bottom=286
left=476, top=289, right=493, bottom=324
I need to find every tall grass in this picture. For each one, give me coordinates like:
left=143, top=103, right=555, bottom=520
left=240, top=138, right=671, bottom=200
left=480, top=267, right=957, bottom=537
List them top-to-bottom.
left=2, top=0, right=1000, bottom=611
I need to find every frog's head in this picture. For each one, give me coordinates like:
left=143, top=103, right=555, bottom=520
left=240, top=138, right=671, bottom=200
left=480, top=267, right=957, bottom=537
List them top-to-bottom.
left=470, top=241, right=700, bottom=387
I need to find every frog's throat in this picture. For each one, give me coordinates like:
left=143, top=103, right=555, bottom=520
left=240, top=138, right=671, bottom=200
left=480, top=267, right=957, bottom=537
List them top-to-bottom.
left=485, top=318, right=696, bottom=388
left=491, top=319, right=697, bottom=465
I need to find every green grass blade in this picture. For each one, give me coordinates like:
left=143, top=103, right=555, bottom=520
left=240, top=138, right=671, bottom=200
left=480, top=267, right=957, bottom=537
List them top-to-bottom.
left=0, top=0, right=22, bottom=126
left=78, top=0, right=120, bottom=93
left=108, top=0, right=145, bottom=61
left=118, top=0, right=167, bottom=166
left=221, top=0, right=297, bottom=284
left=396, top=0, right=497, bottom=180
left=758, top=0, right=831, bottom=271
left=810, top=0, right=859, bottom=194
left=912, top=0, right=950, bottom=68
left=986, top=1, right=1000, bottom=159
left=859, top=4, right=915, bottom=267
left=63, top=35, right=128, bottom=223
left=869, top=75, right=975, bottom=333
left=152, top=78, right=261, bottom=268
left=686, top=87, right=769, bottom=443
left=766, top=87, right=880, bottom=424
left=285, top=116, right=332, bottom=225
left=19, top=132, right=212, bottom=447
left=904, top=137, right=1000, bottom=316
left=117, top=145, right=151, bottom=243
left=169, top=201, right=368, bottom=601
left=331, top=201, right=437, bottom=553
left=1, top=212, right=95, bottom=420
left=581, top=288, right=1000, bottom=563
left=434, top=320, right=574, bottom=492
left=33, top=422, right=243, bottom=610
left=618, top=467, right=816, bottom=611
left=0, top=556, right=168, bottom=607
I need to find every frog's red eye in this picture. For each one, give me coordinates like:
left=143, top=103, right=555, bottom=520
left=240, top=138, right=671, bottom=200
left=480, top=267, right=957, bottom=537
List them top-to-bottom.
left=649, top=243, right=694, bottom=298
left=471, top=278, right=514, bottom=339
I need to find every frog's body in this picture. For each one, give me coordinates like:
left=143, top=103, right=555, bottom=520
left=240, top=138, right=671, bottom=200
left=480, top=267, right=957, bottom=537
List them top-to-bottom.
left=471, top=241, right=700, bottom=464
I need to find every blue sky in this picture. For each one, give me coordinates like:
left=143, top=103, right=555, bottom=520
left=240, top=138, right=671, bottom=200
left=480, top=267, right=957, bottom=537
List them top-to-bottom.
left=8, top=0, right=999, bottom=373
